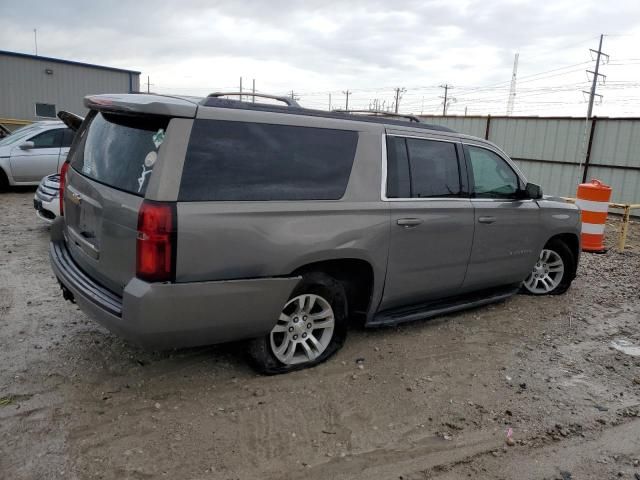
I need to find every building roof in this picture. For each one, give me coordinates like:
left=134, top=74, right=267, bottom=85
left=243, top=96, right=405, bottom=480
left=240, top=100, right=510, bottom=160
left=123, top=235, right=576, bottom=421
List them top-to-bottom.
left=0, top=50, right=141, bottom=75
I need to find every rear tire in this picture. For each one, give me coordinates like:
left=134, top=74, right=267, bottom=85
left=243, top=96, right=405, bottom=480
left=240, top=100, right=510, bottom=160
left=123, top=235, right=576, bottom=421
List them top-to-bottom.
left=522, top=239, right=575, bottom=295
left=248, top=272, right=348, bottom=374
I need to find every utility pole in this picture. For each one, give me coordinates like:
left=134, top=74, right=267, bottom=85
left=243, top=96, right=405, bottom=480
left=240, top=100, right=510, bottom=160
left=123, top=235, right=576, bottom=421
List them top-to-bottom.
left=33, top=28, right=38, bottom=56
left=584, top=34, right=608, bottom=118
left=506, top=53, right=519, bottom=116
left=145, top=75, right=153, bottom=93
left=239, top=77, right=243, bottom=102
left=252, top=79, right=255, bottom=103
left=440, top=84, right=455, bottom=115
left=394, top=87, right=406, bottom=113
left=343, top=90, right=351, bottom=111
left=329, top=93, right=332, bottom=111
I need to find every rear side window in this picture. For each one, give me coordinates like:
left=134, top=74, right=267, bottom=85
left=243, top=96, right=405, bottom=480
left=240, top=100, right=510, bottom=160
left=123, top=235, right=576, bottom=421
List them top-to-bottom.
left=71, top=111, right=169, bottom=196
left=179, top=120, right=358, bottom=201
left=61, top=128, right=75, bottom=148
left=31, top=129, right=62, bottom=148
left=386, top=136, right=462, bottom=199
left=406, top=138, right=461, bottom=198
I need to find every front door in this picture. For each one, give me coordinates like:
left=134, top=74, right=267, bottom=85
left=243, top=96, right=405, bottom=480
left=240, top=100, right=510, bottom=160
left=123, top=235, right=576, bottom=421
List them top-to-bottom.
left=10, top=128, right=64, bottom=182
left=380, top=135, right=474, bottom=311
left=462, top=144, right=541, bottom=290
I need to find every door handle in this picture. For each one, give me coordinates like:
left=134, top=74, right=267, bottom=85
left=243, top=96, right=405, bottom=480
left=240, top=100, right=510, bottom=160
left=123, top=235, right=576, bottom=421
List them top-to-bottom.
left=478, top=216, right=496, bottom=224
left=397, top=218, right=423, bottom=227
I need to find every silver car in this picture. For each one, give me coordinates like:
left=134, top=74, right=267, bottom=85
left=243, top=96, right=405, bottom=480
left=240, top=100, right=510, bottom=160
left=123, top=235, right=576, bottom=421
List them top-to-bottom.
left=50, top=92, right=581, bottom=374
left=0, top=121, right=74, bottom=189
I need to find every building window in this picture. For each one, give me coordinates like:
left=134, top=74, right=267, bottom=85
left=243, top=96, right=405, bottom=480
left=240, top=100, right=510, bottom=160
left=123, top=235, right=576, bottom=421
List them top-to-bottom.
left=35, top=103, right=56, bottom=118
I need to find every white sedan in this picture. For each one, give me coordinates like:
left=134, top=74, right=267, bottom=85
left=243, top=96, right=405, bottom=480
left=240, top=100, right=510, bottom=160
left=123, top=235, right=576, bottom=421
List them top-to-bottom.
left=34, top=173, right=60, bottom=223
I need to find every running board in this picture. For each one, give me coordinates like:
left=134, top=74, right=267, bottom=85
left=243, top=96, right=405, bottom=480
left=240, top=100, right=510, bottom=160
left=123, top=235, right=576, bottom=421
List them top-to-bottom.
left=369, top=284, right=520, bottom=327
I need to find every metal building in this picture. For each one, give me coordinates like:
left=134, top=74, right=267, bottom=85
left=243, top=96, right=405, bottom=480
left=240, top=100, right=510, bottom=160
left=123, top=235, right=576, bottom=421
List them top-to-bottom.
left=0, top=50, right=140, bottom=129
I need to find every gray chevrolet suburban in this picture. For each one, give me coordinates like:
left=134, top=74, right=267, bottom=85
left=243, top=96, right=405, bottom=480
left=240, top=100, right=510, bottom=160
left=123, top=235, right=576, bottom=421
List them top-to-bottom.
left=50, top=92, right=581, bottom=374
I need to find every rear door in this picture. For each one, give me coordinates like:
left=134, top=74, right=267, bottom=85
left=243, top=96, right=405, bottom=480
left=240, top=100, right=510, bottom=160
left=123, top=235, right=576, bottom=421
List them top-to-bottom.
left=63, top=111, right=169, bottom=294
left=9, top=128, right=63, bottom=182
left=380, top=134, right=474, bottom=311
left=462, top=144, right=541, bottom=290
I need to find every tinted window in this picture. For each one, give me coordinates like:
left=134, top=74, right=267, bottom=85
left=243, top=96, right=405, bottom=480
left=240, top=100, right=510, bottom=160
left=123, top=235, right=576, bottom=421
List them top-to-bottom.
left=35, top=103, right=56, bottom=118
left=71, top=111, right=169, bottom=196
left=179, top=120, right=358, bottom=201
left=61, top=128, right=75, bottom=148
left=31, top=129, right=62, bottom=148
left=386, top=136, right=410, bottom=198
left=406, top=138, right=461, bottom=198
left=466, top=145, right=519, bottom=198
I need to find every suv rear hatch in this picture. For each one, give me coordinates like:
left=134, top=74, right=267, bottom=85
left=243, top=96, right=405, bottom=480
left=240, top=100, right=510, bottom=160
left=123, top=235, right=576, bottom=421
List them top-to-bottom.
left=62, top=108, right=174, bottom=294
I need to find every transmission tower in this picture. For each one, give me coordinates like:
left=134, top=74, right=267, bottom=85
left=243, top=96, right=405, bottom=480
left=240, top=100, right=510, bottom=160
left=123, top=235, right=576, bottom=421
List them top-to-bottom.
left=506, top=53, right=519, bottom=115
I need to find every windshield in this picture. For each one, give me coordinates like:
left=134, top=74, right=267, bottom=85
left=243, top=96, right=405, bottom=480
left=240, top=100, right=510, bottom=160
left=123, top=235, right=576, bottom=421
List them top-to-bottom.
left=0, top=124, right=45, bottom=147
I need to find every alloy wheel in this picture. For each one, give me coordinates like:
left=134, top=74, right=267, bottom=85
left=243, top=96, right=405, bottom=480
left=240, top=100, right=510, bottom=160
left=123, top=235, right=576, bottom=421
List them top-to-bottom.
left=523, top=249, right=565, bottom=294
left=270, top=294, right=335, bottom=365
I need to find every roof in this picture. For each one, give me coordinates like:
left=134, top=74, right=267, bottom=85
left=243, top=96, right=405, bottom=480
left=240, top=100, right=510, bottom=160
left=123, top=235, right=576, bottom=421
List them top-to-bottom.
left=0, top=50, right=141, bottom=75
left=83, top=93, right=458, bottom=134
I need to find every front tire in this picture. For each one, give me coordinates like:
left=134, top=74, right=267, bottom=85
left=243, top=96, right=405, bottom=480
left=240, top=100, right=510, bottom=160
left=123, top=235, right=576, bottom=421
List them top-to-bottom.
left=522, top=239, right=575, bottom=295
left=249, top=272, right=348, bottom=374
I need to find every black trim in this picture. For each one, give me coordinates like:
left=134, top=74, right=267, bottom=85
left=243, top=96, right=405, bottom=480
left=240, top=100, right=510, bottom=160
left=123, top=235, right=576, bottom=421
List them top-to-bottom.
left=202, top=98, right=457, bottom=133
left=371, top=284, right=520, bottom=326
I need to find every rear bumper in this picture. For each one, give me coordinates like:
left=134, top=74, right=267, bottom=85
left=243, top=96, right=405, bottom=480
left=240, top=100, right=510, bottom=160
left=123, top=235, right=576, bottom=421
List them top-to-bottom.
left=49, top=218, right=300, bottom=349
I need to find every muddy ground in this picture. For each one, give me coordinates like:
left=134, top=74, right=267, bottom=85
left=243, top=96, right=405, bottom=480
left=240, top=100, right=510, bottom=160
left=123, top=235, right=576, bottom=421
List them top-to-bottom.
left=1, top=189, right=639, bottom=480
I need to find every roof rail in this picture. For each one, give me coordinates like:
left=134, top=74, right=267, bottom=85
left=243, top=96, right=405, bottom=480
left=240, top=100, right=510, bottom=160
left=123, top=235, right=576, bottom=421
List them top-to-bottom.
left=207, top=92, right=300, bottom=107
left=333, top=109, right=421, bottom=123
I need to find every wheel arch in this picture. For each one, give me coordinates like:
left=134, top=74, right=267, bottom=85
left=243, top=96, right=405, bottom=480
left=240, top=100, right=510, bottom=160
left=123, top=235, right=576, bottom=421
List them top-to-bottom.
left=545, top=232, right=580, bottom=279
left=290, top=258, right=376, bottom=325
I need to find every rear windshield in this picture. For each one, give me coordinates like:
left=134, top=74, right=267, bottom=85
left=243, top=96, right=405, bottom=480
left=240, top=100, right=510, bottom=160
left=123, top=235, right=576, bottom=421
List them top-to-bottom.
left=70, top=111, right=169, bottom=196
left=179, top=120, right=358, bottom=201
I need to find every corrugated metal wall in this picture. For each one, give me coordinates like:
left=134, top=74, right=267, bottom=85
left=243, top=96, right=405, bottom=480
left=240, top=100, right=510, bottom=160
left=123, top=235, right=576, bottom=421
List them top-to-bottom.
left=0, top=53, right=140, bottom=121
left=419, top=115, right=640, bottom=205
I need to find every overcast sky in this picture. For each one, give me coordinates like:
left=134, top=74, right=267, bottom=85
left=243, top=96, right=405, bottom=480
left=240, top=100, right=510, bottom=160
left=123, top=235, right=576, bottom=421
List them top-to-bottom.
left=2, top=0, right=639, bottom=116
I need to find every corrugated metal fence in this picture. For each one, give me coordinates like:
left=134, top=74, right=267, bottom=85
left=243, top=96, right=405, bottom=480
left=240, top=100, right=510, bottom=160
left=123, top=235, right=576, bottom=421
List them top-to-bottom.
left=419, top=115, right=640, bottom=206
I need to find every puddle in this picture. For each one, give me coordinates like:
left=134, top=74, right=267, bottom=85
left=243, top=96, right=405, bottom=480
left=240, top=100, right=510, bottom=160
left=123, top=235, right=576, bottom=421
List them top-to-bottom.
left=611, top=338, right=640, bottom=357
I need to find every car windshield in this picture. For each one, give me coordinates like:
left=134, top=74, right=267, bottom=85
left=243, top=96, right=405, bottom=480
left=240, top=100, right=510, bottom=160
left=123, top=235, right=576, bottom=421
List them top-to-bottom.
left=0, top=124, right=45, bottom=147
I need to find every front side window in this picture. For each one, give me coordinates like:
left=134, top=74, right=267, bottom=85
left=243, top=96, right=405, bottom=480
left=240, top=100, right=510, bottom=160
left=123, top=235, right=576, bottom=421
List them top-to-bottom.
left=179, top=120, right=358, bottom=201
left=30, top=129, right=62, bottom=149
left=466, top=145, right=519, bottom=198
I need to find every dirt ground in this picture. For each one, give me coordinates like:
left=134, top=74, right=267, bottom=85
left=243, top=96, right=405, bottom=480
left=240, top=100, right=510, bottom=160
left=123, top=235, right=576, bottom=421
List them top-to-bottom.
left=1, top=189, right=639, bottom=480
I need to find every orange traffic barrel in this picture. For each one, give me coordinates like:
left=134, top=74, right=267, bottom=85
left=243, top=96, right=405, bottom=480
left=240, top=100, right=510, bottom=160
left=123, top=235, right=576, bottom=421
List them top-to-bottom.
left=576, top=179, right=612, bottom=253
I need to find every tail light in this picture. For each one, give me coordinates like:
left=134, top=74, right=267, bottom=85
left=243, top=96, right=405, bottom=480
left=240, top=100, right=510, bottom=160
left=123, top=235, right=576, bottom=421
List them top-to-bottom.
left=59, top=161, right=70, bottom=216
left=136, top=201, right=176, bottom=282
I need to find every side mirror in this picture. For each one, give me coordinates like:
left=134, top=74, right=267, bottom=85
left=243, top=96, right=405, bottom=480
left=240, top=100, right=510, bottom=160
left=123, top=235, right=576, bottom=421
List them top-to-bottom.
left=19, top=141, right=35, bottom=150
left=524, top=182, right=543, bottom=199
